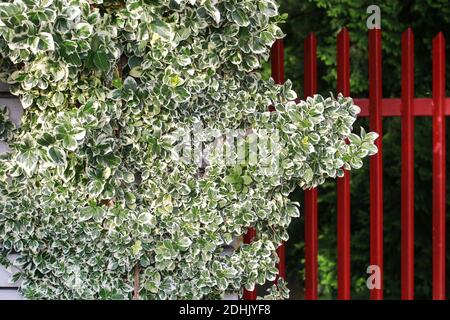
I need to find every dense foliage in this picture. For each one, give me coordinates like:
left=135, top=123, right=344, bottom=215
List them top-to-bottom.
left=0, top=0, right=376, bottom=299
left=275, top=0, right=450, bottom=299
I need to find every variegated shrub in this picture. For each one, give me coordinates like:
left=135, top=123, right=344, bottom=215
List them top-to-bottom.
left=0, top=0, right=377, bottom=299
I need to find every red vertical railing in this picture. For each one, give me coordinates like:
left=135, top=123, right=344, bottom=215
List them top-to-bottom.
left=242, top=27, right=448, bottom=301
left=336, top=28, right=351, bottom=300
left=368, top=28, right=384, bottom=300
left=401, top=28, right=415, bottom=300
left=432, top=32, right=446, bottom=300
left=304, top=33, right=318, bottom=300
left=243, top=39, right=286, bottom=300
left=271, top=39, right=286, bottom=281
left=272, top=39, right=285, bottom=84
left=243, top=228, right=257, bottom=300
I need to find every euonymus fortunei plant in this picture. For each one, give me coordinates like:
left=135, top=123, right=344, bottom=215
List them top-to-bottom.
left=0, top=0, right=378, bottom=299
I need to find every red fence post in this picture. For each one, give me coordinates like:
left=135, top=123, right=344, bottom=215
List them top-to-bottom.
left=244, top=27, right=447, bottom=302
left=336, top=28, right=351, bottom=300
left=368, top=28, right=384, bottom=300
left=401, top=28, right=415, bottom=300
left=432, top=32, right=446, bottom=300
left=304, top=33, right=319, bottom=300
left=271, top=39, right=286, bottom=281
left=272, top=40, right=285, bottom=84
left=243, top=228, right=257, bottom=300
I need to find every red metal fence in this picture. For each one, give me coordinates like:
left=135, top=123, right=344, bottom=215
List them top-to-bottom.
left=244, top=28, right=448, bottom=300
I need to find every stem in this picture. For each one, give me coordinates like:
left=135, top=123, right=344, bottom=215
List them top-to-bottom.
left=133, top=264, right=140, bottom=300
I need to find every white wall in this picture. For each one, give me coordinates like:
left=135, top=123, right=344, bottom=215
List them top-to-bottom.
left=0, top=83, right=23, bottom=299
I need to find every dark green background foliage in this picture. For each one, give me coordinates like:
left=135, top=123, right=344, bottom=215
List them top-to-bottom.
left=265, top=0, right=450, bottom=299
